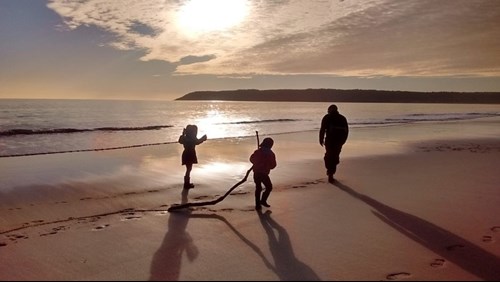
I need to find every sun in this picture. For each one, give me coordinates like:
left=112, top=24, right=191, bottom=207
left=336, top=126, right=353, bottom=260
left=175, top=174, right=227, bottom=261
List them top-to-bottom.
left=176, top=0, right=249, bottom=37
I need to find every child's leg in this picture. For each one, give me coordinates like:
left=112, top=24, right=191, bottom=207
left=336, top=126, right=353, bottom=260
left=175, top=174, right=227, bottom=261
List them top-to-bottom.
left=184, top=163, right=193, bottom=177
left=184, top=164, right=194, bottom=189
left=254, top=174, right=263, bottom=210
left=260, top=175, right=273, bottom=207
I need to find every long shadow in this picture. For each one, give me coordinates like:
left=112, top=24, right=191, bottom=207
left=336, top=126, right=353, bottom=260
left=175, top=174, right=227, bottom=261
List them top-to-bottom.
left=335, top=181, right=500, bottom=280
left=149, top=189, right=197, bottom=281
left=150, top=193, right=276, bottom=280
left=257, top=210, right=322, bottom=281
left=189, top=212, right=277, bottom=273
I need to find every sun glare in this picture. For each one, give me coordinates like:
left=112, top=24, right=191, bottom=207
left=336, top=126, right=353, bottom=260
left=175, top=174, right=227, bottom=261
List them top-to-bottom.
left=176, top=0, right=249, bottom=37
left=196, top=109, right=230, bottom=138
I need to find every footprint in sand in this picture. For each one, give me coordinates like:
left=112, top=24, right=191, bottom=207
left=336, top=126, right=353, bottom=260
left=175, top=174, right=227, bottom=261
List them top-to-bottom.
left=194, top=195, right=211, bottom=200
left=54, top=201, right=68, bottom=204
left=119, top=211, right=142, bottom=220
left=123, top=216, right=142, bottom=221
left=93, top=224, right=110, bottom=231
left=40, top=225, right=69, bottom=236
left=53, top=226, right=68, bottom=232
left=491, top=226, right=500, bottom=232
left=40, top=231, right=58, bottom=237
left=7, top=234, right=28, bottom=241
left=482, top=235, right=494, bottom=243
left=0, top=242, right=7, bottom=247
left=446, top=244, right=465, bottom=251
left=430, top=258, right=446, bottom=268
left=386, top=272, right=411, bottom=280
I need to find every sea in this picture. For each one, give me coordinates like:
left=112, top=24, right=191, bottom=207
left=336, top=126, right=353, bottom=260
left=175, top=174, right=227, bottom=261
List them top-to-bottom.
left=1, top=99, right=499, bottom=158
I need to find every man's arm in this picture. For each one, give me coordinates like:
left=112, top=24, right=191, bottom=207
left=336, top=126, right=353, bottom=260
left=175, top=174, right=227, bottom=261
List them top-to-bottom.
left=319, top=116, right=327, bottom=146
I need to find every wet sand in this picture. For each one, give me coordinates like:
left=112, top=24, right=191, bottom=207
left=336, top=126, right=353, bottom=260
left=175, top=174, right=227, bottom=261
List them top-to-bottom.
left=1, top=119, right=500, bottom=280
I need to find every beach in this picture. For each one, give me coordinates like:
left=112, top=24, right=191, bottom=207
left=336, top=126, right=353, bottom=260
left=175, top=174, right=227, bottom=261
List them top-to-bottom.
left=1, top=117, right=500, bottom=281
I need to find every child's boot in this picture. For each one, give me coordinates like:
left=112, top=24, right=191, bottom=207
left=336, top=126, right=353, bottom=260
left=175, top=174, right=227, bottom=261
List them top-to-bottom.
left=183, top=176, right=194, bottom=189
left=261, top=190, right=271, bottom=207
left=255, top=196, right=262, bottom=210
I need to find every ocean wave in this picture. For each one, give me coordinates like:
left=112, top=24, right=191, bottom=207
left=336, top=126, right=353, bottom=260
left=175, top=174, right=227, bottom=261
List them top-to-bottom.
left=386, top=112, right=500, bottom=123
left=216, top=118, right=302, bottom=125
left=0, top=125, right=173, bottom=137
left=0, top=141, right=180, bottom=158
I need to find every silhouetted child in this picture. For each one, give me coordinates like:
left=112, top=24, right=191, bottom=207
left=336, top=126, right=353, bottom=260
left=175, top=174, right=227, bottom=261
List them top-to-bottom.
left=178, top=125, right=207, bottom=189
left=250, top=137, right=277, bottom=210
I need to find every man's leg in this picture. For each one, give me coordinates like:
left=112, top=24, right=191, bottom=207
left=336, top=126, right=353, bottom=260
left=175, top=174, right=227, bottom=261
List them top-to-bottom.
left=324, top=144, right=342, bottom=183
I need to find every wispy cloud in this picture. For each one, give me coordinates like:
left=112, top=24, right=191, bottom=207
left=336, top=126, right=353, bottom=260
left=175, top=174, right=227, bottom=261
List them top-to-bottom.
left=47, top=0, right=500, bottom=77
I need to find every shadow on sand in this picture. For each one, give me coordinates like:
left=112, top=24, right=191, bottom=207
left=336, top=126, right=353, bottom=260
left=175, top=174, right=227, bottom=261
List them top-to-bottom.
left=334, top=181, right=500, bottom=280
left=150, top=188, right=276, bottom=281
left=149, top=189, right=197, bottom=281
left=150, top=189, right=321, bottom=280
left=257, top=210, right=321, bottom=281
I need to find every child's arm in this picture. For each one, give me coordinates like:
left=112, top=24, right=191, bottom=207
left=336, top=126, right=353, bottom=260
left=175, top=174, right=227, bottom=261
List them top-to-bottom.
left=178, top=128, right=186, bottom=144
left=196, top=134, right=207, bottom=145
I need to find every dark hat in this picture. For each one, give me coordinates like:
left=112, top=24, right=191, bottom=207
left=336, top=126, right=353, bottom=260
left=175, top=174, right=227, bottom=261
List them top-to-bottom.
left=260, top=137, right=274, bottom=149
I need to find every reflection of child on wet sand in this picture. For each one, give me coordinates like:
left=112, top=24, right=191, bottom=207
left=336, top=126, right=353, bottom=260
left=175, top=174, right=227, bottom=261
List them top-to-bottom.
left=178, top=125, right=207, bottom=189
left=250, top=137, right=277, bottom=210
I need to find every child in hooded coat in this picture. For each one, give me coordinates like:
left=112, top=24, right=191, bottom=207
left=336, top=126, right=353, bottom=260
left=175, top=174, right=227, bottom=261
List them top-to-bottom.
left=250, top=137, right=277, bottom=210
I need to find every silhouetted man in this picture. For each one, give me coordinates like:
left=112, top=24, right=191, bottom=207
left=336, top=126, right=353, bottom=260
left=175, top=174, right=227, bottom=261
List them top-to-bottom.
left=319, top=104, right=349, bottom=183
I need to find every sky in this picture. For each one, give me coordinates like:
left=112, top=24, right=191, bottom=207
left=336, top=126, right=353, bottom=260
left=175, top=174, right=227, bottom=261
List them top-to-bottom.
left=1, top=0, right=500, bottom=101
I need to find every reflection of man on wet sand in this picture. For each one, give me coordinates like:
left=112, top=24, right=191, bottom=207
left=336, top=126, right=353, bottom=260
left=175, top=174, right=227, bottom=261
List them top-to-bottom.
left=150, top=190, right=198, bottom=280
left=258, top=210, right=320, bottom=281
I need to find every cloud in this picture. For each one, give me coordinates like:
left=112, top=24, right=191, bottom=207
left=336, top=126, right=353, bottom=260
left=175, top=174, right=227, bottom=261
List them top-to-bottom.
left=47, top=0, right=500, bottom=77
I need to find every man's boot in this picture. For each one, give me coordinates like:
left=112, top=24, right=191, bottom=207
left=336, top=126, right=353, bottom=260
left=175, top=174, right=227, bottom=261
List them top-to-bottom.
left=327, top=170, right=335, bottom=183
left=328, top=174, right=335, bottom=183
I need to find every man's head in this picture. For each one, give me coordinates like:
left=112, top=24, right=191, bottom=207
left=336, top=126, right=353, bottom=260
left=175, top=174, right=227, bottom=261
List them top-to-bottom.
left=328, top=104, right=338, bottom=114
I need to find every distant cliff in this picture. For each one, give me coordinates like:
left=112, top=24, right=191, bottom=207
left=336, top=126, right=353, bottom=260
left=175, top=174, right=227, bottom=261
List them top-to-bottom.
left=176, top=89, right=500, bottom=104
